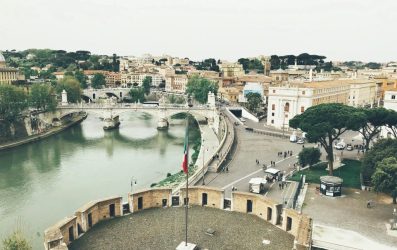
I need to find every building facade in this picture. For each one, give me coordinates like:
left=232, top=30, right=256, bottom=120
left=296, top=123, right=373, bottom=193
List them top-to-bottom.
left=0, top=52, right=20, bottom=85
left=219, top=62, right=244, bottom=77
left=165, top=74, right=188, bottom=93
left=267, top=79, right=376, bottom=129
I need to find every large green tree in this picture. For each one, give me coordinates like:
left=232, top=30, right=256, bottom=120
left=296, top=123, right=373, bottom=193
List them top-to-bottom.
left=74, top=70, right=88, bottom=89
left=91, top=73, right=106, bottom=89
left=56, top=76, right=81, bottom=103
left=142, top=76, right=152, bottom=95
left=186, top=76, right=218, bottom=104
left=29, top=83, right=57, bottom=111
left=0, top=85, right=27, bottom=123
left=0, top=85, right=27, bottom=138
left=129, top=87, right=146, bottom=103
left=245, top=92, right=262, bottom=113
left=289, top=103, right=361, bottom=175
left=355, top=107, right=389, bottom=151
left=384, top=109, right=397, bottom=138
left=362, top=139, right=397, bottom=180
left=298, top=147, right=321, bottom=167
left=372, top=157, right=397, bottom=204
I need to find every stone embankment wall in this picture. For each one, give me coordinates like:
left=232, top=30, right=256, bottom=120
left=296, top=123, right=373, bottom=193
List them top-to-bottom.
left=45, top=187, right=312, bottom=250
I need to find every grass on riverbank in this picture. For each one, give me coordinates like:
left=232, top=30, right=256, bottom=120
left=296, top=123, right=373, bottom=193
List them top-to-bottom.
left=290, top=159, right=362, bottom=188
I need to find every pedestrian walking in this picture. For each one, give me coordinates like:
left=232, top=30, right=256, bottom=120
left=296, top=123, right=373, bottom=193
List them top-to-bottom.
left=279, top=182, right=282, bottom=190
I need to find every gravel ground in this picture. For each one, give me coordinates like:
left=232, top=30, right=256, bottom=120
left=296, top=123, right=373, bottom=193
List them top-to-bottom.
left=70, top=206, right=294, bottom=250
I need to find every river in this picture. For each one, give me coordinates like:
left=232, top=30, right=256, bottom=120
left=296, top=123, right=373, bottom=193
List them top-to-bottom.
left=0, top=112, right=195, bottom=249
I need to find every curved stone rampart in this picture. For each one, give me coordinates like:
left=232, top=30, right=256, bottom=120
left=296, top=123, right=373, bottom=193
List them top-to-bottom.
left=44, top=188, right=311, bottom=250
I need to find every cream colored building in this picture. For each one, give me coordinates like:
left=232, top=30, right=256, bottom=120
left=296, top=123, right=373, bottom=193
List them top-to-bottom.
left=0, top=52, right=21, bottom=85
left=219, top=62, right=244, bottom=77
left=121, top=72, right=163, bottom=87
left=165, top=74, right=188, bottom=93
left=267, top=79, right=377, bottom=129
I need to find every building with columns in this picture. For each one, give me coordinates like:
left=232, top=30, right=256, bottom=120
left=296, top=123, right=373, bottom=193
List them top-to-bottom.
left=0, top=52, right=20, bottom=85
left=267, top=79, right=377, bottom=129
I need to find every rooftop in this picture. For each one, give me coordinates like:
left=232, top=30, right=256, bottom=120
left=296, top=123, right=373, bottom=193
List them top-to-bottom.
left=69, top=206, right=294, bottom=250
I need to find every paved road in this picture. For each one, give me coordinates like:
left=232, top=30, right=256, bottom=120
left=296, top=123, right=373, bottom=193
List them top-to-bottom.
left=202, top=111, right=305, bottom=201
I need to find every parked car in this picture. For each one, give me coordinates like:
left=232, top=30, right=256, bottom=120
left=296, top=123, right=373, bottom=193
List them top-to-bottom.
left=297, top=139, right=305, bottom=144
left=346, top=144, right=353, bottom=151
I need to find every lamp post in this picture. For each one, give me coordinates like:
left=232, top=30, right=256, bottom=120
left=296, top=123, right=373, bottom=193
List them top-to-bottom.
left=202, top=138, right=206, bottom=185
left=130, top=177, right=137, bottom=193
left=393, top=208, right=397, bottom=230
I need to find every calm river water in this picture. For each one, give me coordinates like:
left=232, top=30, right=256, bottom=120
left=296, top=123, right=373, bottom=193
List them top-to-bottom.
left=0, top=112, right=192, bottom=249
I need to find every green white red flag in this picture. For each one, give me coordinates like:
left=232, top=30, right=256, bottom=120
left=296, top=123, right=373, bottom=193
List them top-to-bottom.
left=182, top=124, right=189, bottom=174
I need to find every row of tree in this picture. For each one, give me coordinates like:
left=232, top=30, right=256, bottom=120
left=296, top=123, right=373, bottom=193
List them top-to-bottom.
left=3, top=49, right=120, bottom=78
left=0, top=76, right=82, bottom=122
left=289, top=104, right=397, bottom=203
left=290, top=104, right=397, bottom=176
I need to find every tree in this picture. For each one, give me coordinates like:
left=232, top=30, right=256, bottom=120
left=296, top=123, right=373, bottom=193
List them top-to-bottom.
left=74, top=70, right=88, bottom=89
left=91, top=73, right=106, bottom=89
left=56, top=76, right=81, bottom=103
left=142, top=76, right=152, bottom=95
left=186, top=76, right=218, bottom=104
left=29, top=83, right=57, bottom=111
left=0, top=85, right=28, bottom=123
left=129, top=87, right=146, bottom=103
left=245, top=92, right=262, bottom=113
left=289, top=103, right=361, bottom=175
left=355, top=107, right=389, bottom=151
left=384, top=109, right=397, bottom=138
left=362, top=139, right=397, bottom=180
left=298, top=147, right=321, bottom=167
left=372, top=157, right=397, bottom=204
left=2, top=230, right=32, bottom=250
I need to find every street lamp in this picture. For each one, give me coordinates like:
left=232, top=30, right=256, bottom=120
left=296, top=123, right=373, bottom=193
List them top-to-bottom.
left=202, top=138, right=206, bottom=185
left=130, top=177, right=137, bottom=193
left=392, top=208, right=397, bottom=230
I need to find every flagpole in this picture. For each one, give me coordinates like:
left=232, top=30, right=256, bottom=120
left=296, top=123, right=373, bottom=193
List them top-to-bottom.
left=185, top=115, right=189, bottom=246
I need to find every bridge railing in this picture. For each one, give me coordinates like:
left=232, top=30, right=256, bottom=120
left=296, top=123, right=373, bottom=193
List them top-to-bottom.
left=58, top=103, right=213, bottom=110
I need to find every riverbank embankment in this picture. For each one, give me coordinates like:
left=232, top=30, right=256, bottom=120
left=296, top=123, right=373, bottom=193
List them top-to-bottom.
left=0, top=112, right=87, bottom=151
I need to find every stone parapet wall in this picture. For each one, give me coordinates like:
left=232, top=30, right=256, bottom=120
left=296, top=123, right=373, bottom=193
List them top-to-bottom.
left=44, top=188, right=311, bottom=250
left=44, top=196, right=122, bottom=250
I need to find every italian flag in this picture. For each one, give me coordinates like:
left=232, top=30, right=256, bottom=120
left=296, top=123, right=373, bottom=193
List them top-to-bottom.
left=182, top=125, right=189, bottom=174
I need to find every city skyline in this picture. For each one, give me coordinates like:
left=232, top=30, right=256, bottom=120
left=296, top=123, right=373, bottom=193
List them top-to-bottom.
left=0, top=0, right=396, bottom=62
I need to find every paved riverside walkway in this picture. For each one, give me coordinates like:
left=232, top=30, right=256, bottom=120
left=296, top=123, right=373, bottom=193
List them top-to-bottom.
left=69, top=206, right=294, bottom=250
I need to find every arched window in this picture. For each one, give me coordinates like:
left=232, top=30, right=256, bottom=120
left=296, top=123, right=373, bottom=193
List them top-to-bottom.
left=392, top=95, right=396, bottom=100
left=284, top=102, right=290, bottom=112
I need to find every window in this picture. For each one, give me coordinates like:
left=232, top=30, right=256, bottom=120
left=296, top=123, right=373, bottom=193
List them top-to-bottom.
left=272, top=90, right=276, bottom=94
left=302, top=91, right=305, bottom=95
left=392, top=95, right=396, bottom=100
left=284, top=102, right=290, bottom=112
left=272, top=104, right=275, bottom=110
left=301, top=106, right=305, bottom=113
left=272, top=112, right=274, bottom=117
left=271, top=120, right=274, bottom=124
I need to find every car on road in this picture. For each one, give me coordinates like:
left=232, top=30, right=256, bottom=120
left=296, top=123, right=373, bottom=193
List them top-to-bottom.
left=297, top=139, right=305, bottom=144
left=335, top=143, right=346, bottom=150
left=346, top=144, right=353, bottom=151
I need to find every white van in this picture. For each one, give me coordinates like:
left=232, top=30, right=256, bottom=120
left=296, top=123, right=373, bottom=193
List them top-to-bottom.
left=249, top=178, right=267, bottom=194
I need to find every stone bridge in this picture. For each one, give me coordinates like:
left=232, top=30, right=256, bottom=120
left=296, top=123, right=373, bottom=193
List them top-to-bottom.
left=82, top=88, right=131, bottom=102
left=57, top=92, right=219, bottom=131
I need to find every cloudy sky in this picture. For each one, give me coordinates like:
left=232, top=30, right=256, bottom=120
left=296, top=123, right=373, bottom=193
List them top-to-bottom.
left=0, top=0, right=395, bottom=62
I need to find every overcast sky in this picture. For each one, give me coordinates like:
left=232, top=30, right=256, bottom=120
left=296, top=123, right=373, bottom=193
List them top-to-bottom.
left=0, top=0, right=395, bottom=62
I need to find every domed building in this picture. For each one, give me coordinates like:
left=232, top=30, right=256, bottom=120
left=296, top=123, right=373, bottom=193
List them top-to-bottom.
left=0, top=52, right=20, bottom=85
